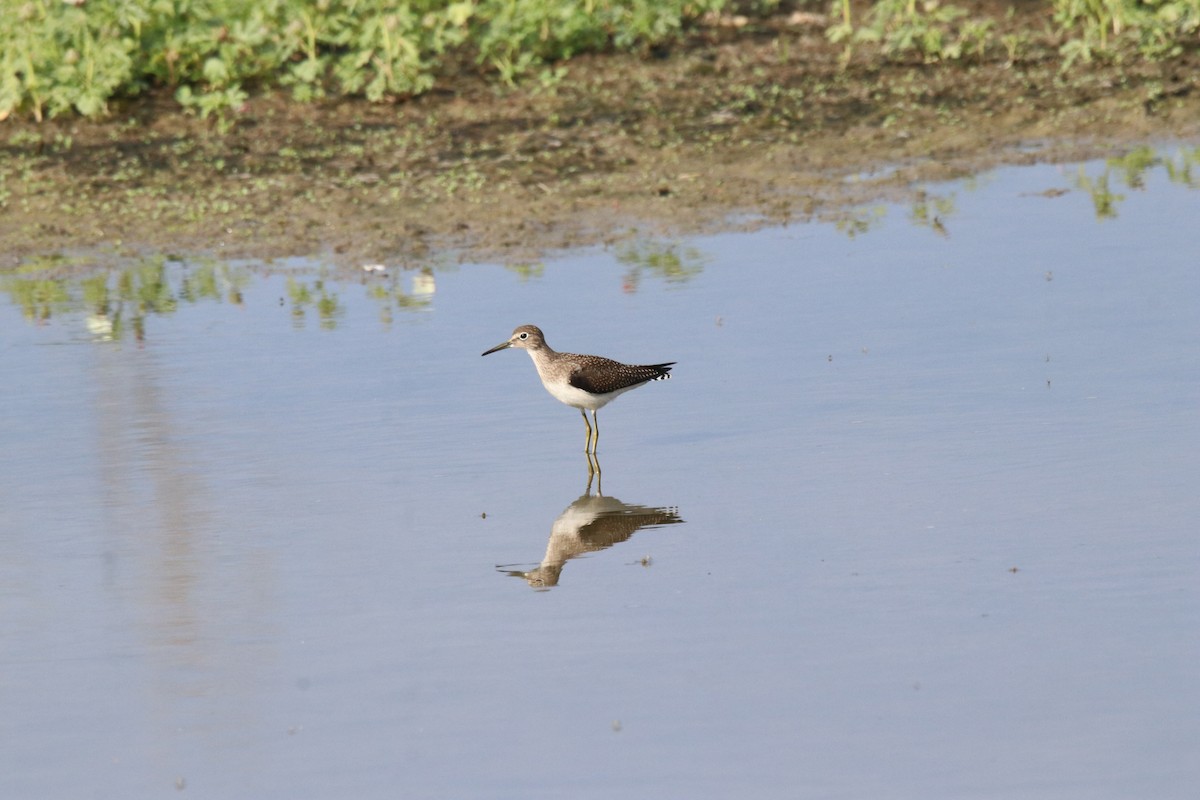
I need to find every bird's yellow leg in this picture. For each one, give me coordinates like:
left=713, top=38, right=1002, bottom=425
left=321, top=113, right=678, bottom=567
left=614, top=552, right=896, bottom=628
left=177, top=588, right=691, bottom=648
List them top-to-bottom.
left=580, top=408, right=593, bottom=453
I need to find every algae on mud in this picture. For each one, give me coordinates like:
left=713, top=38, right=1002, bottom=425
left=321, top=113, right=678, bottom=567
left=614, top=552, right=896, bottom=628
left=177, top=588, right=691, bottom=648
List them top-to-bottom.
left=0, top=10, right=1198, bottom=269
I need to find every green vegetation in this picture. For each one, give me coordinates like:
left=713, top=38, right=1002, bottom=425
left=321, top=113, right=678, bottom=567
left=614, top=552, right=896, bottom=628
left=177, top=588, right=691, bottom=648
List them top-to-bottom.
left=0, top=0, right=723, bottom=123
left=1, top=0, right=1197, bottom=124
left=827, top=0, right=990, bottom=63
left=829, top=0, right=1199, bottom=64
left=1054, top=0, right=1200, bottom=67
left=1, top=1, right=1196, bottom=265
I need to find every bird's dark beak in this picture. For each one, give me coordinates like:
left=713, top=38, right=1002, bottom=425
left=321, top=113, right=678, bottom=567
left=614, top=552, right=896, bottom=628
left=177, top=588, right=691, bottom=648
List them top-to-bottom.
left=481, top=339, right=512, bottom=356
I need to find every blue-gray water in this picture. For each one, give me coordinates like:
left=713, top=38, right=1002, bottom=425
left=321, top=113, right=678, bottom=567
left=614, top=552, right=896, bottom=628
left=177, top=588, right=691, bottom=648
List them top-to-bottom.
left=2, top=148, right=1198, bottom=798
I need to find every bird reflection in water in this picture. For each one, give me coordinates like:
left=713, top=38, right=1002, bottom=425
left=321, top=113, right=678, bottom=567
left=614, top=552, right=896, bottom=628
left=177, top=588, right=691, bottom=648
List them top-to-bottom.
left=498, top=456, right=683, bottom=589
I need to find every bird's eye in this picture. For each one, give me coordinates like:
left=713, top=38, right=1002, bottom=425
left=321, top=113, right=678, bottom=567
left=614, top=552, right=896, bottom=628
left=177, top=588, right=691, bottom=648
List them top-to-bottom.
left=518, top=332, right=528, bottom=340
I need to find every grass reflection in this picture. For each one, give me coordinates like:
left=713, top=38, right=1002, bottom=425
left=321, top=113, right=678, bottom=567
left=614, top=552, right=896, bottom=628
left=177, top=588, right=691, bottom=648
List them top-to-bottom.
left=832, top=145, right=1200, bottom=237
left=1073, top=146, right=1200, bottom=219
left=909, top=191, right=955, bottom=237
left=834, top=204, right=887, bottom=238
left=615, top=240, right=705, bottom=291
left=2, top=256, right=443, bottom=338
left=2, top=257, right=247, bottom=341
left=504, top=262, right=546, bottom=281
left=365, top=269, right=434, bottom=327
left=6, top=274, right=70, bottom=322
left=286, top=277, right=343, bottom=330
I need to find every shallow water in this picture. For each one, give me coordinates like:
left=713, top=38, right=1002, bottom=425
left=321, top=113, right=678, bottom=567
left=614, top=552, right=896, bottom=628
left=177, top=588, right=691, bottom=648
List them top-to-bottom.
left=3, top=147, right=1198, bottom=798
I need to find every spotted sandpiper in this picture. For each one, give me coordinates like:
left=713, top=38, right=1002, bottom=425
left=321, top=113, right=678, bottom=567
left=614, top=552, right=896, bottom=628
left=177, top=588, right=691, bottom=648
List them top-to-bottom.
left=481, top=325, right=674, bottom=453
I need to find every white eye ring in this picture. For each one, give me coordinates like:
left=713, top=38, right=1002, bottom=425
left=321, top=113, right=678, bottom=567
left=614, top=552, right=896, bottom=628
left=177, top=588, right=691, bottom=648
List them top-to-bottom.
left=518, top=332, right=528, bottom=339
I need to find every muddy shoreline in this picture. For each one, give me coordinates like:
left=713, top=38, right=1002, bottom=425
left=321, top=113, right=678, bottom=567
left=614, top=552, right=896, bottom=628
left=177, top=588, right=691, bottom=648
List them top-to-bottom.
left=2, top=12, right=1198, bottom=269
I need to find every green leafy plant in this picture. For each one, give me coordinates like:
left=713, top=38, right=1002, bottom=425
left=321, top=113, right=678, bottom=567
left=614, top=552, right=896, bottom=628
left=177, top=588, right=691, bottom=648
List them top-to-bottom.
left=0, top=0, right=728, bottom=123
left=0, top=0, right=138, bottom=120
left=824, top=0, right=1197, bottom=69
left=825, top=0, right=857, bottom=64
left=853, top=0, right=989, bottom=61
left=1054, top=0, right=1200, bottom=67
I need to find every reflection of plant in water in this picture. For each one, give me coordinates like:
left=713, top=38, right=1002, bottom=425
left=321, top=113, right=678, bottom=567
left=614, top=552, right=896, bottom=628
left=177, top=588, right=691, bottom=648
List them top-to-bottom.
left=1111, top=145, right=1160, bottom=189
left=832, top=146, right=1199, bottom=235
left=1072, top=146, right=1200, bottom=218
left=1161, top=150, right=1198, bottom=187
left=1075, top=168, right=1123, bottom=218
left=909, top=191, right=955, bottom=236
left=833, top=205, right=886, bottom=238
left=615, top=241, right=705, bottom=292
left=3, top=254, right=78, bottom=321
left=2, top=257, right=248, bottom=341
left=4, top=258, right=445, bottom=336
left=102, top=259, right=252, bottom=340
left=180, top=261, right=249, bottom=305
left=505, top=262, right=545, bottom=281
left=5, top=270, right=70, bottom=321
left=366, top=271, right=433, bottom=326
left=286, top=277, right=343, bottom=330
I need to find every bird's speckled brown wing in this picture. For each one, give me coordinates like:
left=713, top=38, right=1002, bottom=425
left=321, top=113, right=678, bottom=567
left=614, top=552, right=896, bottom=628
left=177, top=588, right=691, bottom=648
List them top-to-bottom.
left=568, top=357, right=674, bottom=394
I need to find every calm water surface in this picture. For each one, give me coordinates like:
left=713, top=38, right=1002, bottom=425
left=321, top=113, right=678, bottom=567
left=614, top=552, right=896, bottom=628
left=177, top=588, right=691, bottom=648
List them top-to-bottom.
left=2, top=148, right=1198, bottom=799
